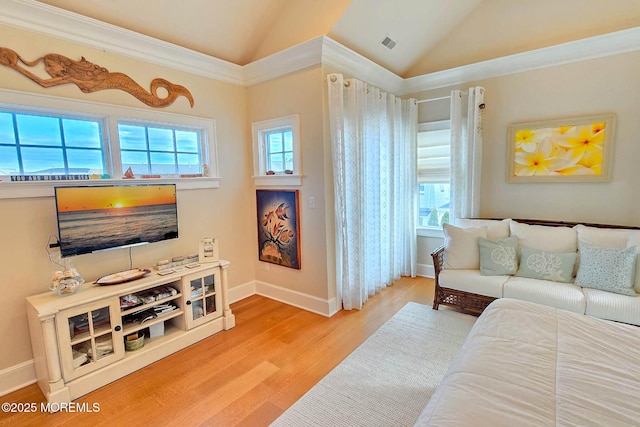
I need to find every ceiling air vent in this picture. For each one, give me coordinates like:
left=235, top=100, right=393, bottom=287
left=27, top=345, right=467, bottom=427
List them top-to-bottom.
left=380, top=35, right=397, bottom=50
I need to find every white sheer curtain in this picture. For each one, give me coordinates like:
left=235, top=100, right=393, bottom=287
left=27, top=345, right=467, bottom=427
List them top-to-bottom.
left=327, top=73, right=417, bottom=311
left=450, top=87, right=485, bottom=221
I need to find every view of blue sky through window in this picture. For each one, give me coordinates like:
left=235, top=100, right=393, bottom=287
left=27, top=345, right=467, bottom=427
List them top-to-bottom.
left=0, top=110, right=203, bottom=177
left=0, top=111, right=104, bottom=175
left=118, top=123, right=201, bottom=175
left=265, top=128, right=293, bottom=172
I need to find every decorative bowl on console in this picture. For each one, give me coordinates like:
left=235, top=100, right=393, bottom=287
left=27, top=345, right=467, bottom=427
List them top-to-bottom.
left=50, top=268, right=84, bottom=296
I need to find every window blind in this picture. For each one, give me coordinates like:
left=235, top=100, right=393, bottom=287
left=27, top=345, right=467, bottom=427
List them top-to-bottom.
left=417, top=126, right=450, bottom=183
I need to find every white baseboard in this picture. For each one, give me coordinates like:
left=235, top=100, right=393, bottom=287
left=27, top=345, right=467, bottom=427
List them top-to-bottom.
left=417, top=263, right=435, bottom=278
left=229, top=279, right=337, bottom=317
left=228, top=280, right=257, bottom=304
left=255, top=280, right=337, bottom=317
left=0, top=360, right=36, bottom=397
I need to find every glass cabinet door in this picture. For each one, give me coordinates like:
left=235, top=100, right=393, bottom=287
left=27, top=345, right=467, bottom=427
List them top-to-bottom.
left=184, top=268, right=222, bottom=329
left=56, top=298, right=124, bottom=381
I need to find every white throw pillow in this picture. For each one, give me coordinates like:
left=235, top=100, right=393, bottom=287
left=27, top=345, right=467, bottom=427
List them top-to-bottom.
left=455, top=218, right=511, bottom=240
left=510, top=221, right=577, bottom=253
left=443, top=223, right=487, bottom=270
left=575, top=224, right=630, bottom=248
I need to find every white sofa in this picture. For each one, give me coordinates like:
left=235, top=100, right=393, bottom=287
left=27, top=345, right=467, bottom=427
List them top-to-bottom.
left=432, top=218, right=640, bottom=325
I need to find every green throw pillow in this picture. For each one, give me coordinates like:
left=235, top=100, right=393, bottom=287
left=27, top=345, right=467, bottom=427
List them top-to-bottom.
left=478, top=236, right=518, bottom=276
left=575, top=243, right=637, bottom=296
left=516, top=248, right=577, bottom=283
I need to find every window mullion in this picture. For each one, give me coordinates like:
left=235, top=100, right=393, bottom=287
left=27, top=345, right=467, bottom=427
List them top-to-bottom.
left=11, top=113, right=24, bottom=175
left=59, top=118, right=70, bottom=174
left=98, top=119, right=109, bottom=177
left=107, top=119, right=120, bottom=178
left=144, top=126, right=152, bottom=174
left=172, top=129, right=178, bottom=175
left=279, top=130, right=285, bottom=168
left=259, top=131, right=266, bottom=174
left=264, top=133, right=271, bottom=172
left=279, top=140, right=285, bottom=170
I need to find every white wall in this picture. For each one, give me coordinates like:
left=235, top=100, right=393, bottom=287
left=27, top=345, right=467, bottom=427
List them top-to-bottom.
left=0, top=24, right=255, bottom=390
left=414, top=50, right=640, bottom=274
left=480, top=51, right=639, bottom=224
left=247, top=67, right=336, bottom=315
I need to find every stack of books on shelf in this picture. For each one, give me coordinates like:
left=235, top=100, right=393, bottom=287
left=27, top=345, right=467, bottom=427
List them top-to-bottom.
left=120, top=286, right=178, bottom=309
left=140, top=286, right=178, bottom=303
left=190, top=287, right=202, bottom=299
left=123, top=302, right=179, bottom=326
left=153, top=303, right=177, bottom=316
left=88, top=341, right=114, bottom=358
left=72, top=349, right=88, bottom=368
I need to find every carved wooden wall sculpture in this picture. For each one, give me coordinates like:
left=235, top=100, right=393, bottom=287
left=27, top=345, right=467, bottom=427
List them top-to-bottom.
left=0, top=47, right=194, bottom=108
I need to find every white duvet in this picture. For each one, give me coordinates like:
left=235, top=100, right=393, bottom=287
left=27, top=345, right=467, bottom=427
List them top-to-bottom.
left=415, top=298, right=640, bottom=426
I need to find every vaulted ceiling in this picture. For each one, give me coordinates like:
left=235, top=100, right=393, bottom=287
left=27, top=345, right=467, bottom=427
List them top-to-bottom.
left=36, top=0, right=640, bottom=78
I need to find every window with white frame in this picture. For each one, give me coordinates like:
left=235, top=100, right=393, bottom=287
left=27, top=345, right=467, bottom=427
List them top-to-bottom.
left=0, top=89, right=218, bottom=198
left=0, top=110, right=106, bottom=177
left=251, top=114, right=301, bottom=186
left=417, top=120, right=451, bottom=228
left=118, top=122, right=204, bottom=176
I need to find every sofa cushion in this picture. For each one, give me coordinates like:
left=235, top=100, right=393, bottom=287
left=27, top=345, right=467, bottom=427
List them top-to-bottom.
left=455, top=218, right=511, bottom=240
left=510, top=220, right=577, bottom=253
left=443, top=223, right=487, bottom=270
left=575, top=224, right=630, bottom=248
left=478, top=237, right=518, bottom=276
left=575, top=243, right=637, bottom=296
left=516, top=248, right=577, bottom=283
left=439, top=269, right=507, bottom=298
left=503, top=276, right=586, bottom=314
left=583, top=288, right=640, bottom=325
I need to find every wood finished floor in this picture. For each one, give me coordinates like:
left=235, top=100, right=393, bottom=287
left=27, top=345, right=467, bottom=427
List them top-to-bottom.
left=1, top=276, right=435, bottom=427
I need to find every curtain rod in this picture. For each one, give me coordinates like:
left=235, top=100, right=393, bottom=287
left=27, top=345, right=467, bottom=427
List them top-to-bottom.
left=415, top=90, right=468, bottom=104
left=416, top=95, right=449, bottom=104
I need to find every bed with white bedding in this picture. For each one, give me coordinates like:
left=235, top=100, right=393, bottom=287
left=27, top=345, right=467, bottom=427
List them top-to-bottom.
left=415, top=298, right=640, bottom=426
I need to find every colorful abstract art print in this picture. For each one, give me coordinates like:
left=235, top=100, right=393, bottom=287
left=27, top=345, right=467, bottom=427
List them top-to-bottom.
left=507, top=114, right=615, bottom=182
left=256, top=189, right=301, bottom=269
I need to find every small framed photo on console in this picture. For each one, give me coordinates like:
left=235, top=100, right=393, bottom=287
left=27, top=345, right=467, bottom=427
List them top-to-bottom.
left=199, top=238, right=219, bottom=263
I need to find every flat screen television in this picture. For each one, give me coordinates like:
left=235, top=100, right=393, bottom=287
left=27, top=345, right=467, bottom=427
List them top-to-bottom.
left=54, top=184, right=178, bottom=257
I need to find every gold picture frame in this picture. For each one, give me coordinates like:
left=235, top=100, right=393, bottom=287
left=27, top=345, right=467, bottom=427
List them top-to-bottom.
left=507, top=114, right=615, bottom=183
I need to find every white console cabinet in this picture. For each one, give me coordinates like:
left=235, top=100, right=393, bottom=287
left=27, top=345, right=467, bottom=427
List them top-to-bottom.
left=26, top=261, right=234, bottom=404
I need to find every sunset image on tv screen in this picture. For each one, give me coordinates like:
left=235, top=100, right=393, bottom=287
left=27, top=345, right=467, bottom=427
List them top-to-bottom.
left=55, top=185, right=178, bottom=256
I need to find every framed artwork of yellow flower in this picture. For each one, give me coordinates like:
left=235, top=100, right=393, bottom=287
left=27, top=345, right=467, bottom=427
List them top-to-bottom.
left=507, top=114, right=615, bottom=182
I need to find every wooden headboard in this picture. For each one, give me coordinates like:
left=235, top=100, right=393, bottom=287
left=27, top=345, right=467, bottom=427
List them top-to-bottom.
left=477, top=218, right=640, bottom=230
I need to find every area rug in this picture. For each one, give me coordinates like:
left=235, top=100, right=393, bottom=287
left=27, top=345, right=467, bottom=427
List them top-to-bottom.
left=271, top=302, right=477, bottom=427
